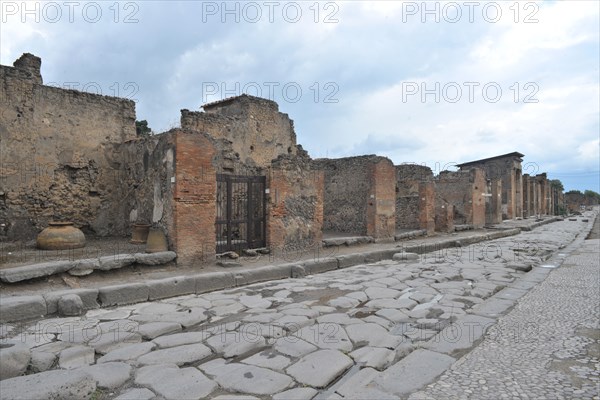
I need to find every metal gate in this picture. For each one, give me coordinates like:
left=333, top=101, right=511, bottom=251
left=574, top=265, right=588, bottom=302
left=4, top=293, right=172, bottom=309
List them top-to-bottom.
left=216, top=174, right=266, bottom=253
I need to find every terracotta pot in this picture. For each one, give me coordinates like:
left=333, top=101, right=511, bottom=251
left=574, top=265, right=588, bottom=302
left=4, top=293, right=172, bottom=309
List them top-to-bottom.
left=37, top=221, right=86, bottom=250
left=130, top=223, right=151, bottom=244
left=145, top=228, right=168, bottom=253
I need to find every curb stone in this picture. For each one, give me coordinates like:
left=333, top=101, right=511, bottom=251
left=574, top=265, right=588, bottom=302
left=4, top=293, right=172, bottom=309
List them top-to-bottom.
left=0, top=218, right=576, bottom=323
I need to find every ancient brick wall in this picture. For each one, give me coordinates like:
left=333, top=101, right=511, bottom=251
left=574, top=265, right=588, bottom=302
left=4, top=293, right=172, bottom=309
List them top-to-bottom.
left=0, top=54, right=136, bottom=241
left=180, top=94, right=297, bottom=169
left=170, top=129, right=220, bottom=265
left=268, top=153, right=324, bottom=251
left=458, top=154, right=523, bottom=220
left=315, top=156, right=395, bottom=238
left=368, top=159, right=396, bottom=239
left=396, top=164, right=435, bottom=232
left=435, top=168, right=486, bottom=228
left=486, top=179, right=502, bottom=224
left=396, top=195, right=420, bottom=229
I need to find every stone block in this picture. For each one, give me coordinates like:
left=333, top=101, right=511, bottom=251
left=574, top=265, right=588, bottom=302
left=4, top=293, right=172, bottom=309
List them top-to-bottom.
left=134, top=251, right=177, bottom=265
left=392, top=252, right=419, bottom=262
left=336, top=253, right=366, bottom=268
left=97, top=254, right=136, bottom=271
left=301, top=258, right=338, bottom=274
left=0, top=261, right=73, bottom=283
left=195, top=272, right=236, bottom=294
left=147, top=276, right=196, bottom=300
left=98, top=283, right=149, bottom=306
left=44, top=289, right=99, bottom=315
left=58, top=294, right=84, bottom=317
left=0, top=295, right=47, bottom=322
left=423, top=314, right=496, bottom=356
left=0, top=342, right=31, bottom=380
left=373, top=349, right=455, bottom=395
left=0, top=370, right=96, bottom=399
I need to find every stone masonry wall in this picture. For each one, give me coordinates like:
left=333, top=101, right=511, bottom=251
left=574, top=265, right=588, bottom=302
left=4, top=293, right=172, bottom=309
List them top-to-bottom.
left=0, top=54, right=136, bottom=241
left=180, top=94, right=297, bottom=169
left=171, top=129, right=218, bottom=265
left=268, top=153, right=324, bottom=251
left=315, top=155, right=395, bottom=238
left=459, top=156, right=522, bottom=220
left=368, top=158, right=396, bottom=239
left=396, top=164, right=435, bottom=232
left=435, top=168, right=486, bottom=228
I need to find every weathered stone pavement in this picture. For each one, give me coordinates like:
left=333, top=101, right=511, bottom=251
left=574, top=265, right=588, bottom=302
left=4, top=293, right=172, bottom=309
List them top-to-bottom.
left=0, top=214, right=596, bottom=399
left=409, top=228, right=600, bottom=399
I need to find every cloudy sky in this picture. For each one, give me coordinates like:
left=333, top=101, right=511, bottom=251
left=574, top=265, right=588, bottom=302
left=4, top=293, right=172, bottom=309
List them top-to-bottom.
left=2, top=0, right=598, bottom=191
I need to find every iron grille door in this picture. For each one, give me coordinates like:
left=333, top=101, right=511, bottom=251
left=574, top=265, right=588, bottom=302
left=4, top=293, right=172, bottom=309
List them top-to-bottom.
left=216, top=174, right=266, bottom=253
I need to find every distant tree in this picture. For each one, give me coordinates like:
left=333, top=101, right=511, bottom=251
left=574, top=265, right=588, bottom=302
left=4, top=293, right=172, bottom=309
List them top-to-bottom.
left=136, top=120, right=152, bottom=136
left=549, top=179, right=564, bottom=191
left=565, top=190, right=582, bottom=195
left=583, top=190, right=600, bottom=203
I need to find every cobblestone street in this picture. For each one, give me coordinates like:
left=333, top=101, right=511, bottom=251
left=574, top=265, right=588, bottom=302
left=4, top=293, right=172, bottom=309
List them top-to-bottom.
left=0, top=214, right=597, bottom=399
left=410, top=219, right=600, bottom=400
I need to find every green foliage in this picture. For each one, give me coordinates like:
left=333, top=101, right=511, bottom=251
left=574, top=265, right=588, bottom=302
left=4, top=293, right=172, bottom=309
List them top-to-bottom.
left=135, top=120, right=152, bottom=136
left=549, top=179, right=564, bottom=191
left=565, top=190, right=582, bottom=195
left=583, top=190, right=600, bottom=202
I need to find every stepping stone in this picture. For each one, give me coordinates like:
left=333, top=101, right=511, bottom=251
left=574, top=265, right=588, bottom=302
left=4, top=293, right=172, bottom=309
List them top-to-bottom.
left=281, top=308, right=320, bottom=318
left=138, top=322, right=182, bottom=339
left=97, top=342, right=156, bottom=363
left=137, top=343, right=212, bottom=366
left=59, top=345, right=94, bottom=369
left=241, top=349, right=291, bottom=371
left=286, top=349, right=353, bottom=388
left=77, top=362, right=132, bottom=389
left=210, top=363, right=293, bottom=395
left=135, top=364, right=217, bottom=399
left=0, top=369, right=96, bottom=399
left=212, top=396, right=260, bottom=400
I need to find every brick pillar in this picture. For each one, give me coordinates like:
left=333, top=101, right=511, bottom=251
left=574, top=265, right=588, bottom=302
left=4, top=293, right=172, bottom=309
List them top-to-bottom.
left=172, top=130, right=217, bottom=265
left=367, top=160, right=396, bottom=239
left=471, top=169, right=486, bottom=228
left=418, top=181, right=435, bottom=233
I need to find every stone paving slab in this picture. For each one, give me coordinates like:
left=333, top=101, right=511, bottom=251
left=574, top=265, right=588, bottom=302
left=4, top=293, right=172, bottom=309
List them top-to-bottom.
left=0, top=214, right=595, bottom=399
left=470, top=297, right=516, bottom=318
left=422, top=314, right=496, bottom=356
left=287, top=349, right=353, bottom=388
left=372, top=349, right=456, bottom=395
left=0, top=369, right=97, bottom=399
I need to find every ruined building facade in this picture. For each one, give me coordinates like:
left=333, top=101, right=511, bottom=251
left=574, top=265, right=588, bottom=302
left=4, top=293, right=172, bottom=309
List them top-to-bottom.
left=0, top=54, right=565, bottom=267
left=457, top=152, right=524, bottom=220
